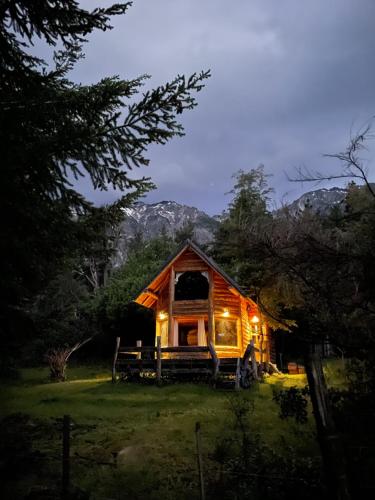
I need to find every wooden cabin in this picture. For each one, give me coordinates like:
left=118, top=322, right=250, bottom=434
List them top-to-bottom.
left=135, top=240, right=270, bottom=362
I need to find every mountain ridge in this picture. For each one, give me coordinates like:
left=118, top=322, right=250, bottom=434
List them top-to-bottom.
left=112, top=186, right=350, bottom=267
left=285, top=186, right=347, bottom=216
left=113, top=200, right=219, bottom=267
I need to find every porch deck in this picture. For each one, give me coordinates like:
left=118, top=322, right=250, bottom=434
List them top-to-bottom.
left=112, top=337, right=260, bottom=389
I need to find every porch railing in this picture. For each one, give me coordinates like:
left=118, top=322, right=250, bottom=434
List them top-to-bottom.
left=112, top=336, right=259, bottom=388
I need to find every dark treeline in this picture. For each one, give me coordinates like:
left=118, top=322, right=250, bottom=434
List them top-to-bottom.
left=0, top=0, right=209, bottom=376
left=210, top=162, right=375, bottom=498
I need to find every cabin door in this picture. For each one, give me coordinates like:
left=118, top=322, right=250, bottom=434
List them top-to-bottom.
left=175, top=318, right=207, bottom=346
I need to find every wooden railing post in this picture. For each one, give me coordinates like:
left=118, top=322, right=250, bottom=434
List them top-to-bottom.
left=208, top=269, right=214, bottom=344
left=156, top=335, right=162, bottom=385
left=112, top=337, right=120, bottom=383
left=136, top=340, right=142, bottom=360
left=251, top=340, right=259, bottom=380
left=208, top=341, right=220, bottom=380
left=240, top=342, right=254, bottom=388
left=242, top=342, right=252, bottom=372
left=235, top=357, right=241, bottom=391
left=62, top=414, right=70, bottom=498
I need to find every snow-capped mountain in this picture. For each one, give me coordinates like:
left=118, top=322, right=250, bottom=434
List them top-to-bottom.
left=111, top=187, right=355, bottom=267
left=286, top=187, right=348, bottom=216
left=112, top=201, right=219, bottom=266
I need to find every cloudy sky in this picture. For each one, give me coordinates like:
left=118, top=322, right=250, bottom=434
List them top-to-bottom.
left=69, top=0, right=375, bottom=215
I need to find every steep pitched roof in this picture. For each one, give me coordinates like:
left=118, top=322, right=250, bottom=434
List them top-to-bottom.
left=134, top=239, right=256, bottom=308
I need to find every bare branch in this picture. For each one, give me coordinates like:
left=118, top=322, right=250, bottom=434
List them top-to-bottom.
left=288, top=122, right=375, bottom=198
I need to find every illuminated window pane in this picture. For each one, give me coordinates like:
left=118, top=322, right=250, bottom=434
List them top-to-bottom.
left=215, top=319, right=237, bottom=346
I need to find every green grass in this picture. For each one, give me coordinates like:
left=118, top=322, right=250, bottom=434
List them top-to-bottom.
left=323, top=358, right=348, bottom=389
left=0, top=366, right=319, bottom=499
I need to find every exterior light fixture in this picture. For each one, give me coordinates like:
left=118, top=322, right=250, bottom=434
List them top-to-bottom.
left=222, top=309, right=229, bottom=317
left=159, top=312, right=166, bottom=320
left=251, top=315, right=260, bottom=323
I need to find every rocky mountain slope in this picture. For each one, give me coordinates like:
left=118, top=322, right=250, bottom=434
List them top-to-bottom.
left=111, top=187, right=351, bottom=267
left=286, top=187, right=347, bottom=216
left=112, top=201, right=219, bottom=266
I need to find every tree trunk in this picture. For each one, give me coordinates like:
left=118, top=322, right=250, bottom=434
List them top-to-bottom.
left=305, top=350, right=351, bottom=500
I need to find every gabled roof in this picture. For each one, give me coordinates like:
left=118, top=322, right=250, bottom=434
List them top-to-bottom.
left=134, top=239, right=257, bottom=309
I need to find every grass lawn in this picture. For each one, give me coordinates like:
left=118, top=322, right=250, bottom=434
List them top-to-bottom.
left=0, top=365, right=321, bottom=499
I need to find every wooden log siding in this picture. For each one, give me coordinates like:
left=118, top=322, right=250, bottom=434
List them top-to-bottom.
left=174, top=249, right=209, bottom=273
left=175, top=264, right=209, bottom=272
left=168, top=266, right=175, bottom=346
left=208, top=268, right=214, bottom=344
left=213, top=273, right=240, bottom=317
left=157, top=284, right=169, bottom=315
left=240, top=297, right=251, bottom=350
left=172, top=299, right=209, bottom=316
left=214, top=302, right=240, bottom=317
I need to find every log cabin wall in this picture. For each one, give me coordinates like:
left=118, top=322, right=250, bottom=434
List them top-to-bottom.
left=136, top=242, right=270, bottom=360
left=170, top=248, right=209, bottom=344
left=173, top=248, right=209, bottom=273
left=155, top=254, right=250, bottom=358
left=168, top=266, right=175, bottom=345
left=211, top=271, right=242, bottom=357
left=212, top=273, right=240, bottom=317
left=156, top=276, right=170, bottom=314
left=240, top=297, right=251, bottom=349
left=172, top=300, right=209, bottom=316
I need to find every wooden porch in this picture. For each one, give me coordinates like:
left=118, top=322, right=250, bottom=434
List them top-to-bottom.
left=112, top=336, right=261, bottom=389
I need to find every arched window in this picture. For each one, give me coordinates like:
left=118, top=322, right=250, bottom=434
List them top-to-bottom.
left=175, top=271, right=209, bottom=301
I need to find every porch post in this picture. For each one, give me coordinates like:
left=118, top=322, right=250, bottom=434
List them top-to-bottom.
left=168, top=266, right=175, bottom=346
left=208, top=269, right=214, bottom=344
left=198, top=318, right=206, bottom=346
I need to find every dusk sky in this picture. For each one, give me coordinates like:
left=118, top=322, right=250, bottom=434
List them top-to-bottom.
left=53, top=1, right=375, bottom=215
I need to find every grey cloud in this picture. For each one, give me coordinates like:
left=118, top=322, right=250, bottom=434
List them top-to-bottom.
left=47, top=0, right=375, bottom=214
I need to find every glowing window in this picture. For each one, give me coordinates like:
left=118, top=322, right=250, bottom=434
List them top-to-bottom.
left=215, top=319, right=238, bottom=346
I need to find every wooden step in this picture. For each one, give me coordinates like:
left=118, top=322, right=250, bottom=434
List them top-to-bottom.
left=218, top=358, right=239, bottom=364
left=162, top=359, right=212, bottom=366
left=116, top=360, right=156, bottom=369
left=162, top=368, right=212, bottom=375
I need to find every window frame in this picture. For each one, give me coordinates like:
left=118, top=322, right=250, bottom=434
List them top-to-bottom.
left=174, top=271, right=209, bottom=301
left=214, top=317, right=240, bottom=348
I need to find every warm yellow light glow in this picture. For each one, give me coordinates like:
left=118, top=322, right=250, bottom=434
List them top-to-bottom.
left=222, top=309, right=229, bottom=317
left=159, top=312, right=166, bottom=320
left=251, top=315, right=260, bottom=323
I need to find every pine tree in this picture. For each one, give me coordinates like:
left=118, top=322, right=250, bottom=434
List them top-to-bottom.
left=0, top=1, right=209, bottom=315
left=212, top=166, right=273, bottom=291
